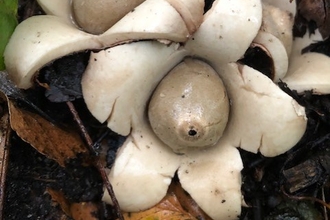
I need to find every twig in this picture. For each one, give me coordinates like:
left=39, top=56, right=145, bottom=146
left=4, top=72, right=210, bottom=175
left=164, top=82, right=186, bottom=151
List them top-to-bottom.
left=66, top=101, right=124, bottom=220
left=0, top=106, right=11, bottom=220
left=92, top=129, right=110, bottom=156
left=281, top=186, right=330, bottom=210
left=322, top=187, right=328, bottom=220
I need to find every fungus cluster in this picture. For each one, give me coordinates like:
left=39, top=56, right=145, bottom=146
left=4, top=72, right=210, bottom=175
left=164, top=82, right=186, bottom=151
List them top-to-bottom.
left=3, top=0, right=330, bottom=219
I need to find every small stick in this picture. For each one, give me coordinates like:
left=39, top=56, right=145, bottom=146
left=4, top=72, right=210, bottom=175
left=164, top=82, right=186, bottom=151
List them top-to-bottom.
left=66, top=101, right=124, bottom=220
left=0, top=109, right=11, bottom=220
left=281, top=186, right=330, bottom=210
left=322, top=187, right=328, bottom=220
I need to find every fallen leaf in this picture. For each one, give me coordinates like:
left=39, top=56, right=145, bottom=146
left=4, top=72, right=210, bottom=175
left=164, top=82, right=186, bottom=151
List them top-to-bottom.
left=297, top=0, right=330, bottom=38
left=298, top=0, right=325, bottom=27
left=7, top=100, right=88, bottom=166
left=170, top=181, right=211, bottom=220
left=47, top=188, right=71, bottom=216
left=48, top=188, right=99, bottom=220
left=123, top=192, right=194, bottom=220
left=70, top=202, right=99, bottom=220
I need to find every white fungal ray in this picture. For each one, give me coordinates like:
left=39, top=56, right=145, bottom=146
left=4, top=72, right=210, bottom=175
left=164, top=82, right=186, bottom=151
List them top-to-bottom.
left=4, top=0, right=202, bottom=90
left=99, top=0, right=203, bottom=44
left=185, top=0, right=262, bottom=64
left=241, top=1, right=295, bottom=83
left=4, top=15, right=101, bottom=89
left=283, top=30, right=330, bottom=94
left=252, top=31, right=289, bottom=82
left=81, top=41, right=187, bottom=136
left=283, top=52, right=330, bottom=94
left=215, top=63, right=307, bottom=157
left=103, top=122, right=181, bottom=211
left=178, top=139, right=243, bottom=220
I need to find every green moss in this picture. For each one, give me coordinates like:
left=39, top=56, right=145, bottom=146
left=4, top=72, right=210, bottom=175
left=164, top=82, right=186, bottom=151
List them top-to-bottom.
left=0, top=0, right=18, bottom=70
left=265, top=199, right=323, bottom=220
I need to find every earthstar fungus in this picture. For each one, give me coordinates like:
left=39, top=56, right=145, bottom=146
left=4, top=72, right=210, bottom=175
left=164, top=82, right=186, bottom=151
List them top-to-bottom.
left=2, top=0, right=314, bottom=219
left=283, top=30, right=330, bottom=95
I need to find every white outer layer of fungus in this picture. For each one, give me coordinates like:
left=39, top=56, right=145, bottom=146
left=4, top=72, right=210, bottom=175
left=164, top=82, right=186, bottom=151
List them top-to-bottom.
left=4, top=0, right=204, bottom=88
left=250, top=0, right=295, bottom=82
left=82, top=3, right=306, bottom=215
left=283, top=30, right=330, bottom=94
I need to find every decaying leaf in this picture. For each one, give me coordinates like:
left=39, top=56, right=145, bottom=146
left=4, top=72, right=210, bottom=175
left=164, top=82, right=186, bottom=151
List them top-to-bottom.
left=297, top=0, right=330, bottom=38
left=298, top=0, right=326, bottom=26
left=7, top=99, right=88, bottom=166
left=169, top=181, right=211, bottom=220
left=47, top=188, right=99, bottom=220
left=47, top=188, right=71, bottom=216
left=123, top=192, right=194, bottom=220
left=70, top=202, right=99, bottom=220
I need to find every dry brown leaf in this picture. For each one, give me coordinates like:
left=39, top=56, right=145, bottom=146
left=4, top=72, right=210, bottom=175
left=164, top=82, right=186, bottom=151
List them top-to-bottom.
left=298, top=0, right=330, bottom=38
left=298, top=0, right=325, bottom=27
left=7, top=100, right=87, bottom=166
left=170, top=181, right=211, bottom=220
left=47, top=188, right=71, bottom=216
left=47, top=188, right=98, bottom=220
left=123, top=192, right=195, bottom=220
left=70, top=202, right=99, bottom=220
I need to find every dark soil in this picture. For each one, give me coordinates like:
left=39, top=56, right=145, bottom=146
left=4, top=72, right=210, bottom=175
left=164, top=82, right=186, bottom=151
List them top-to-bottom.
left=3, top=97, right=121, bottom=219
left=4, top=133, right=102, bottom=220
